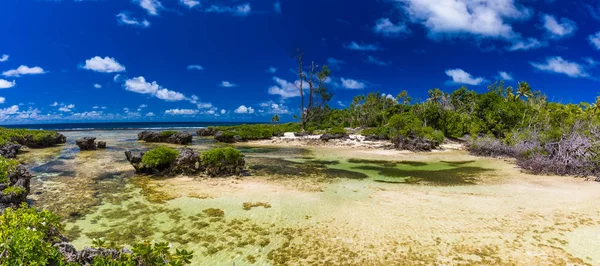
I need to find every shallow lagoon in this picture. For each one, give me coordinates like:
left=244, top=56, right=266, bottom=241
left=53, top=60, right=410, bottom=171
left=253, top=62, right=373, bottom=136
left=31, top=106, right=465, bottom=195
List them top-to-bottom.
left=19, top=130, right=600, bottom=265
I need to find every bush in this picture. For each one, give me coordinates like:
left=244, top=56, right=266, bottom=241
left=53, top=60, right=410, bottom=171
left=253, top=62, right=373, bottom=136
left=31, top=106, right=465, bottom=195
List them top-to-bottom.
left=212, top=123, right=301, bottom=142
left=326, top=127, right=346, bottom=135
left=361, top=127, right=391, bottom=138
left=0, top=128, right=63, bottom=147
left=160, top=130, right=178, bottom=137
left=141, top=146, right=179, bottom=168
left=201, top=147, right=243, bottom=166
left=0, top=157, right=19, bottom=183
left=3, top=186, right=26, bottom=196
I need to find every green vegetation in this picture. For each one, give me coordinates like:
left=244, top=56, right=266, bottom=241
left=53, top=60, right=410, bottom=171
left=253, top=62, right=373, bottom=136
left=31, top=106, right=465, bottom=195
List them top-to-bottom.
left=212, top=123, right=301, bottom=141
left=0, top=127, right=63, bottom=146
left=325, top=127, right=346, bottom=135
left=160, top=130, right=178, bottom=137
left=141, top=146, right=179, bottom=168
left=201, top=147, right=243, bottom=166
left=0, top=156, right=18, bottom=183
left=3, top=185, right=26, bottom=196
left=0, top=204, right=194, bottom=265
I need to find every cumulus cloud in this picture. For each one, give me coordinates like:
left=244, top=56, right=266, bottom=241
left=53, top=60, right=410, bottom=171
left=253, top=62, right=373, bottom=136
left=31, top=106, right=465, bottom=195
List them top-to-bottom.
left=138, top=0, right=162, bottom=15
left=180, top=0, right=200, bottom=8
left=399, top=0, right=531, bottom=40
left=206, top=3, right=251, bottom=16
left=116, top=13, right=150, bottom=28
left=541, top=14, right=576, bottom=39
left=374, top=18, right=409, bottom=37
left=588, top=32, right=600, bottom=50
left=507, top=38, right=546, bottom=51
left=344, top=41, right=381, bottom=51
left=0, top=55, right=8, bottom=62
left=82, top=56, right=126, bottom=73
left=366, top=56, right=390, bottom=66
left=530, top=57, right=588, bottom=78
left=187, top=65, right=204, bottom=70
left=3, top=66, right=46, bottom=77
left=266, top=66, right=277, bottom=73
left=445, top=69, right=485, bottom=85
left=498, top=71, right=513, bottom=81
left=124, top=76, right=187, bottom=101
left=268, top=77, right=302, bottom=98
left=340, top=78, right=366, bottom=89
left=0, top=79, right=15, bottom=89
left=219, top=81, right=237, bottom=87
left=93, top=83, right=102, bottom=89
left=0, top=97, right=5, bottom=104
left=259, top=100, right=289, bottom=114
left=50, top=102, right=59, bottom=107
left=58, top=104, right=75, bottom=112
left=0, top=105, right=19, bottom=120
left=234, top=105, right=254, bottom=114
left=165, top=109, right=199, bottom=115
left=220, top=109, right=227, bottom=114
left=146, top=112, right=155, bottom=117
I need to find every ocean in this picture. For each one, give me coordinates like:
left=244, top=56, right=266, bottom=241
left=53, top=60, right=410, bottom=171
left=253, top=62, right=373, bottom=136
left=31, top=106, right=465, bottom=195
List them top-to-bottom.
left=1, top=121, right=255, bottom=131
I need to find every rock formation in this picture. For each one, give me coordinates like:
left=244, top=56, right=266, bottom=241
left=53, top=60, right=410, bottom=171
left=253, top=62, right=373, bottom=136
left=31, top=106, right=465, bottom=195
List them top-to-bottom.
left=196, top=127, right=217, bottom=136
left=137, top=131, right=193, bottom=145
left=10, top=133, right=67, bottom=148
left=320, top=133, right=349, bottom=141
left=75, top=137, right=107, bottom=151
left=0, top=143, right=21, bottom=158
left=0, top=164, right=32, bottom=211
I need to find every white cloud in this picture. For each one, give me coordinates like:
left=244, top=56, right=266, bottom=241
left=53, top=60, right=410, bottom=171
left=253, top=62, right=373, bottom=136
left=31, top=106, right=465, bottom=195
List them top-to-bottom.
left=138, top=0, right=162, bottom=15
left=180, top=0, right=200, bottom=8
left=399, top=0, right=531, bottom=40
left=274, top=1, right=281, bottom=14
left=206, top=3, right=251, bottom=16
left=116, top=13, right=150, bottom=28
left=541, top=14, right=576, bottom=39
left=374, top=18, right=409, bottom=37
left=588, top=32, right=600, bottom=50
left=507, top=38, right=546, bottom=51
left=344, top=41, right=381, bottom=51
left=0, top=55, right=8, bottom=62
left=82, top=56, right=126, bottom=73
left=366, top=56, right=390, bottom=66
left=530, top=57, right=588, bottom=78
left=327, top=58, right=346, bottom=69
left=187, top=65, right=204, bottom=70
left=3, top=66, right=46, bottom=77
left=266, top=66, right=277, bottom=73
left=445, top=69, right=485, bottom=85
left=498, top=71, right=513, bottom=81
left=113, top=74, right=122, bottom=82
left=124, top=76, right=187, bottom=101
left=268, top=77, right=302, bottom=98
left=340, top=78, right=366, bottom=89
left=0, top=79, right=15, bottom=89
left=219, top=81, right=237, bottom=87
left=93, top=83, right=102, bottom=89
left=0, top=97, right=5, bottom=104
left=259, top=100, right=289, bottom=114
left=337, top=101, right=346, bottom=107
left=50, top=102, right=59, bottom=107
left=196, top=102, right=213, bottom=109
left=58, top=104, right=75, bottom=112
left=137, top=104, right=148, bottom=111
left=0, top=105, right=19, bottom=118
left=234, top=105, right=254, bottom=114
left=93, top=106, right=99, bottom=109
left=165, top=109, right=199, bottom=115
left=220, top=109, right=226, bottom=114
left=146, top=112, right=155, bottom=117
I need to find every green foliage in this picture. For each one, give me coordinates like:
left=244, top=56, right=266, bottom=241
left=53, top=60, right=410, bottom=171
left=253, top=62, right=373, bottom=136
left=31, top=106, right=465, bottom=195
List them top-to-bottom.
left=388, top=112, right=423, bottom=138
left=212, top=123, right=301, bottom=141
left=325, top=127, right=346, bottom=135
left=361, top=127, right=390, bottom=137
left=0, top=128, right=62, bottom=146
left=160, top=130, right=178, bottom=137
left=141, top=146, right=179, bottom=168
left=201, top=147, right=243, bottom=166
left=0, top=157, right=18, bottom=184
left=3, top=186, right=26, bottom=196
left=0, top=203, right=66, bottom=265
left=92, top=241, right=193, bottom=266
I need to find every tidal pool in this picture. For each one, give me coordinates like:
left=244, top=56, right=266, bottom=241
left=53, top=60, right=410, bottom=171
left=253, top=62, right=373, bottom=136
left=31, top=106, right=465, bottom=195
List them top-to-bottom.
left=20, top=130, right=600, bottom=265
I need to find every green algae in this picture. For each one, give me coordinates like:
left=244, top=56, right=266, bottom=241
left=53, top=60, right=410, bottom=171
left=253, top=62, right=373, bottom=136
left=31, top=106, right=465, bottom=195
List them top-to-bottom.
left=248, top=157, right=367, bottom=180
left=352, top=165, right=489, bottom=185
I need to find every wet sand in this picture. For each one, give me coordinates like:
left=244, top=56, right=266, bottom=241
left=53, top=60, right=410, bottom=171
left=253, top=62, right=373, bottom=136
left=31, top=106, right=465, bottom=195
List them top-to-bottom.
left=20, top=131, right=600, bottom=265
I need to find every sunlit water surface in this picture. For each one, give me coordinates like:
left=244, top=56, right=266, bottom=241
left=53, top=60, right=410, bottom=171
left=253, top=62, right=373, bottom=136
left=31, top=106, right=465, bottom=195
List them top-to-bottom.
left=18, top=130, right=600, bottom=265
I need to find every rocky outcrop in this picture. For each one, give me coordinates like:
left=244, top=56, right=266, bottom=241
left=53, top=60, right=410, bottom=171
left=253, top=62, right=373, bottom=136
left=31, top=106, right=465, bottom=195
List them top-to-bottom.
left=197, top=127, right=217, bottom=136
left=138, top=131, right=193, bottom=145
left=214, top=131, right=241, bottom=143
left=11, top=133, right=66, bottom=148
left=320, top=133, right=349, bottom=141
left=364, top=134, right=389, bottom=141
left=392, top=136, right=440, bottom=151
left=75, top=137, right=107, bottom=151
left=97, top=141, right=106, bottom=149
left=0, top=143, right=21, bottom=158
left=125, top=148, right=246, bottom=177
left=0, top=164, right=32, bottom=211
left=55, top=242, right=131, bottom=265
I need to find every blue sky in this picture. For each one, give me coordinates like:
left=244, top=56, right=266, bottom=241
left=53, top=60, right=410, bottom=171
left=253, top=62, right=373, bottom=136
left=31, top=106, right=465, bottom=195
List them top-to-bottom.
left=1, top=0, right=600, bottom=124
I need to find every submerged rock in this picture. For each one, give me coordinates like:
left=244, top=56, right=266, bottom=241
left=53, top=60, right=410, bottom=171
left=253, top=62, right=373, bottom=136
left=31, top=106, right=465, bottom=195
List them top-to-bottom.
left=138, top=131, right=193, bottom=145
left=0, top=143, right=21, bottom=158
left=125, top=147, right=246, bottom=177
left=0, top=164, right=32, bottom=211
left=55, top=242, right=131, bottom=265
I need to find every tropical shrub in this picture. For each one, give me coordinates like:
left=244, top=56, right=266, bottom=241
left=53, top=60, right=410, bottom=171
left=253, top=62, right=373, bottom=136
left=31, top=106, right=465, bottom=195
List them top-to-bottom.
left=160, top=130, right=178, bottom=137
left=141, top=146, right=179, bottom=168
left=201, top=147, right=243, bottom=166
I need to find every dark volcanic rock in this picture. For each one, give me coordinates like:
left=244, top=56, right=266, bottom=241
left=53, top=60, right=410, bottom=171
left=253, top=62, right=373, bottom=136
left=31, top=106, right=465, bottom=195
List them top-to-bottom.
left=197, top=127, right=217, bottom=136
left=137, top=131, right=193, bottom=145
left=214, top=131, right=237, bottom=143
left=11, top=133, right=66, bottom=148
left=320, top=133, right=349, bottom=141
left=364, top=134, right=389, bottom=141
left=393, top=135, right=440, bottom=151
left=76, top=137, right=97, bottom=151
left=96, top=141, right=106, bottom=149
left=0, top=143, right=21, bottom=158
left=125, top=148, right=246, bottom=177
left=0, top=165, right=32, bottom=211
left=55, top=242, right=131, bottom=265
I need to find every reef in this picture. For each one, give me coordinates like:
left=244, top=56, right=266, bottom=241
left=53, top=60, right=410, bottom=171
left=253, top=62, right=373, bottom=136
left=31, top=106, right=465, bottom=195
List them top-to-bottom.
left=137, top=130, right=193, bottom=145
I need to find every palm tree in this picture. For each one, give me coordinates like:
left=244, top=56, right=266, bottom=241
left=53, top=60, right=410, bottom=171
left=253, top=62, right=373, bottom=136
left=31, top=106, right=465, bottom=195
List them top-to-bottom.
left=515, top=81, right=533, bottom=101
left=505, top=86, right=516, bottom=102
left=427, top=88, right=443, bottom=104
left=590, top=96, right=600, bottom=114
